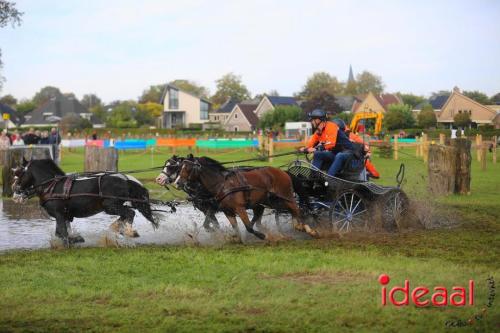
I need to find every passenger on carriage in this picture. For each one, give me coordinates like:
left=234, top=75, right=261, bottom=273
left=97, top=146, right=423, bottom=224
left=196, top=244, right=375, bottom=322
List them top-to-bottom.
left=299, top=109, right=361, bottom=178
left=332, top=119, right=380, bottom=180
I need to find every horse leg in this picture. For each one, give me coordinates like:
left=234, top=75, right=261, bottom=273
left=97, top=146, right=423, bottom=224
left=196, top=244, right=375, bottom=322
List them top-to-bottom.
left=103, top=199, right=139, bottom=237
left=285, top=200, right=319, bottom=238
left=250, top=205, right=265, bottom=228
left=237, top=208, right=266, bottom=240
left=202, top=209, right=219, bottom=232
left=224, top=213, right=242, bottom=242
left=54, top=214, right=70, bottom=247
left=66, top=220, right=85, bottom=244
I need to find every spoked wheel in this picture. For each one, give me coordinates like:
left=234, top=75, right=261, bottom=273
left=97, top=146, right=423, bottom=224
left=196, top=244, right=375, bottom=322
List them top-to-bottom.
left=329, top=190, right=369, bottom=233
left=380, top=190, right=409, bottom=231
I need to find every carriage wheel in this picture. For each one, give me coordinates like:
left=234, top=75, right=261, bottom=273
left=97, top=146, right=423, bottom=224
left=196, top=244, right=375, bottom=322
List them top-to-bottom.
left=330, top=190, right=368, bottom=233
left=381, top=190, right=409, bottom=231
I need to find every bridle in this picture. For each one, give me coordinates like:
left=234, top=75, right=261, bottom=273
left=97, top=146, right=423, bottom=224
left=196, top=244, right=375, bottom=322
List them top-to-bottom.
left=12, top=161, right=38, bottom=200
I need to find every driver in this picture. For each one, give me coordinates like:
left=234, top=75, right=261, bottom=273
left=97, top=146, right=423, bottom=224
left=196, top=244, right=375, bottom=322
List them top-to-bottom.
left=299, top=109, right=354, bottom=176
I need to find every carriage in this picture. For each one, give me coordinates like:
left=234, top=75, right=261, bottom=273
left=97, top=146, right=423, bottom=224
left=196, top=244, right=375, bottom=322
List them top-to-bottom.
left=277, top=158, right=409, bottom=233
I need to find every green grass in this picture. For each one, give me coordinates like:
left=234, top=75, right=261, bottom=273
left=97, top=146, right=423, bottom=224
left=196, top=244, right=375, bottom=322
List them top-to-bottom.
left=0, top=146, right=499, bottom=332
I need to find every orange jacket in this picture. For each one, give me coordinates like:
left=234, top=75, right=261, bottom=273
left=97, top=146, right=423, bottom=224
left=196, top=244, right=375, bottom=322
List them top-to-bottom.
left=307, top=122, right=339, bottom=150
left=365, top=159, right=380, bottom=178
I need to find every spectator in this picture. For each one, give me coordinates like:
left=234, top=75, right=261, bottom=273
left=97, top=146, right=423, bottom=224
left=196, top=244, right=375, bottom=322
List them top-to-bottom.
left=48, top=127, right=61, bottom=163
left=23, top=128, right=40, bottom=145
left=0, top=129, right=11, bottom=149
left=40, top=131, right=50, bottom=144
left=92, top=131, right=98, bottom=140
left=12, top=133, right=24, bottom=146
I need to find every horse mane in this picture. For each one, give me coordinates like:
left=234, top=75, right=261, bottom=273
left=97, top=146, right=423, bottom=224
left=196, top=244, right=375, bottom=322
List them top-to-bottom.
left=197, top=156, right=227, bottom=172
left=33, top=159, right=66, bottom=176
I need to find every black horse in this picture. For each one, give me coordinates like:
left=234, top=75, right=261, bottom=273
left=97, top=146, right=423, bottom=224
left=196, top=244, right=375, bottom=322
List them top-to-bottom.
left=12, top=158, right=159, bottom=245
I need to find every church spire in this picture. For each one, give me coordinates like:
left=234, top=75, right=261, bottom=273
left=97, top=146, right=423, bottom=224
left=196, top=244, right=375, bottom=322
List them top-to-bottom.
left=348, top=64, right=355, bottom=83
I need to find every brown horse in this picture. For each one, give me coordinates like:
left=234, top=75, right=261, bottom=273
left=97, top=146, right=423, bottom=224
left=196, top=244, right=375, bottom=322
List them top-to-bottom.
left=174, top=156, right=317, bottom=241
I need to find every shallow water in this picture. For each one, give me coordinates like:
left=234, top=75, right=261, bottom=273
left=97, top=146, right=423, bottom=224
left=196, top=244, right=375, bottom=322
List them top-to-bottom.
left=0, top=199, right=303, bottom=252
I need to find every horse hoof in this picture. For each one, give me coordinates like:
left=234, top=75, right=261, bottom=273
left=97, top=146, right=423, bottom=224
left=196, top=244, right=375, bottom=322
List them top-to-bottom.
left=304, top=225, right=319, bottom=238
left=69, top=235, right=85, bottom=244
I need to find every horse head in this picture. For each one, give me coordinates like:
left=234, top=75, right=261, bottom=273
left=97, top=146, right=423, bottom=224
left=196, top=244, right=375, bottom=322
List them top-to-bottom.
left=156, top=155, right=187, bottom=186
left=174, top=155, right=199, bottom=189
left=12, top=157, right=35, bottom=203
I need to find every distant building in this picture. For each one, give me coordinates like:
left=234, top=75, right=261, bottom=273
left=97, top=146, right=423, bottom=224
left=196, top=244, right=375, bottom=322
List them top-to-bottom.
left=160, top=84, right=212, bottom=129
left=435, top=87, right=498, bottom=128
left=352, top=92, right=402, bottom=114
left=22, top=95, right=102, bottom=128
left=253, top=95, right=299, bottom=118
left=209, top=98, right=238, bottom=125
left=223, top=100, right=260, bottom=132
left=0, top=103, right=22, bottom=128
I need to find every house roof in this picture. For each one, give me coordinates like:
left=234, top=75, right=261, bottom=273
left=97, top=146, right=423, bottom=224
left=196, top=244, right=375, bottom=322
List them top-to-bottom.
left=159, top=83, right=211, bottom=104
left=352, top=93, right=401, bottom=112
left=415, top=94, right=450, bottom=110
left=24, top=95, right=93, bottom=125
left=267, top=96, right=298, bottom=107
left=213, top=98, right=238, bottom=114
left=0, top=103, right=21, bottom=124
left=238, top=103, right=259, bottom=127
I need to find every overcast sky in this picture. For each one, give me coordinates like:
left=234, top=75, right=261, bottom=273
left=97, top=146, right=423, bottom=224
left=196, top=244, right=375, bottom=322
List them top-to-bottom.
left=1, top=0, right=499, bottom=103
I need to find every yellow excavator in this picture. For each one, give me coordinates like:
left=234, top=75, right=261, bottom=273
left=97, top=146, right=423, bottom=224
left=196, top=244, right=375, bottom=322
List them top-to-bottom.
left=350, top=111, right=384, bottom=135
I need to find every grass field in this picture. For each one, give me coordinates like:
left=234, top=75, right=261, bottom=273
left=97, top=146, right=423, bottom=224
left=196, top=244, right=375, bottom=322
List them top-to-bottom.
left=0, top=146, right=499, bottom=332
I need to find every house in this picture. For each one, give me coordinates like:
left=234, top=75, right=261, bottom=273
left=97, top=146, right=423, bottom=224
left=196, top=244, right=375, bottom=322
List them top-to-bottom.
left=160, top=84, right=211, bottom=129
left=434, top=87, right=498, bottom=128
left=352, top=92, right=402, bottom=114
left=22, top=95, right=103, bottom=128
left=253, top=95, right=299, bottom=118
left=335, top=96, right=356, bottom=112
left=209, top=98, right=238, bottom=125
left=223, top=100, right=260, bottom=132
left=0, top=103, right=22, bottom=128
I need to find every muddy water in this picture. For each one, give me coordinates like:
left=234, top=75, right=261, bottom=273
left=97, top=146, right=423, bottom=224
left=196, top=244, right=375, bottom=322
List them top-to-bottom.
left=0, top=199, right=302, bottom=252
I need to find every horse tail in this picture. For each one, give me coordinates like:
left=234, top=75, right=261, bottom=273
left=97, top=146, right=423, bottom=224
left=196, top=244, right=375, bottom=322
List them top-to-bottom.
left=127, top=180, right=160, bottom=229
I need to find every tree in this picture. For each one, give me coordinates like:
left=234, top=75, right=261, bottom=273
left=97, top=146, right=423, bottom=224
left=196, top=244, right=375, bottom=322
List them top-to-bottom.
left=0, top=1, right=23, bottom=92
left=355, top=71, right=384, bottom=94
left=298, top=72, right=343, bottom=99
left=211, top=73, right=251, bottom=106
left=169, top=79, right=209, bottom=98
left=139, top=84, right=165, bottom=104
left=32, top=86, right=62, bottom=106
left=254, top=90, right=280, bottom=100
left=300, top=90, right=342, bottom=115
left=430, top=90, right=451, bottom=98
left=463, top=90, right=491, bottom=105
left=491, top=92, right=500, bottom=105
left=0, top=93, right=16, bottom=106
left=399, top=93, right=425, bottom=108
left=81, top=94, right=102, bottom=109
left=15, top=99, right=36, bottom=114
left=136, top=102, right=163, bottom=127
left=106, top=103, right=138, bottom=128
left=384, top=104, right=415, bottom=130
left=417, top=104, right=437, bottom=129
left=89, top=105, right=106, bottom=124
left=259, top=105, right=304, bottom=130
left=335, top=111, right=354, bottom=125
left=453, top=112, right=471, bottom=128
left=59, top=113, right=92, bottom=132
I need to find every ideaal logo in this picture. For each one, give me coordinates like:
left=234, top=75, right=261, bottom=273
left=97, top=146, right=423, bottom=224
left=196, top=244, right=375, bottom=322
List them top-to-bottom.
left=378, top=274, right=496, bottom=328
left=378, top=274, right=474, bottom=307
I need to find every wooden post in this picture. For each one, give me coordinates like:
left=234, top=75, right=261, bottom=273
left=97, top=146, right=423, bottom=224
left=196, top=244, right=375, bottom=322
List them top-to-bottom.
left=422, top=133, right=429, bottom=163
left=439, top=133, right=445, bottom=145
left=393, top=134, right=398, bottom=160
left=476, top=134, right=482, bottom=162
left=268, top=136, right=274, bottom=162
left=493, top=136, right=497, bottom=164
left=416, top=137, right=421, bottom=157
left=428, top=138, right=471, bottom=195
left=451, top=138, right=471, bottom=195
left=428, top=144, right=457, bottom=195
left=2, top=146, right=53, bottom=197
left=84, top=146, right=118, bottom=172
left=480, top=146, right=487, bottom=171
